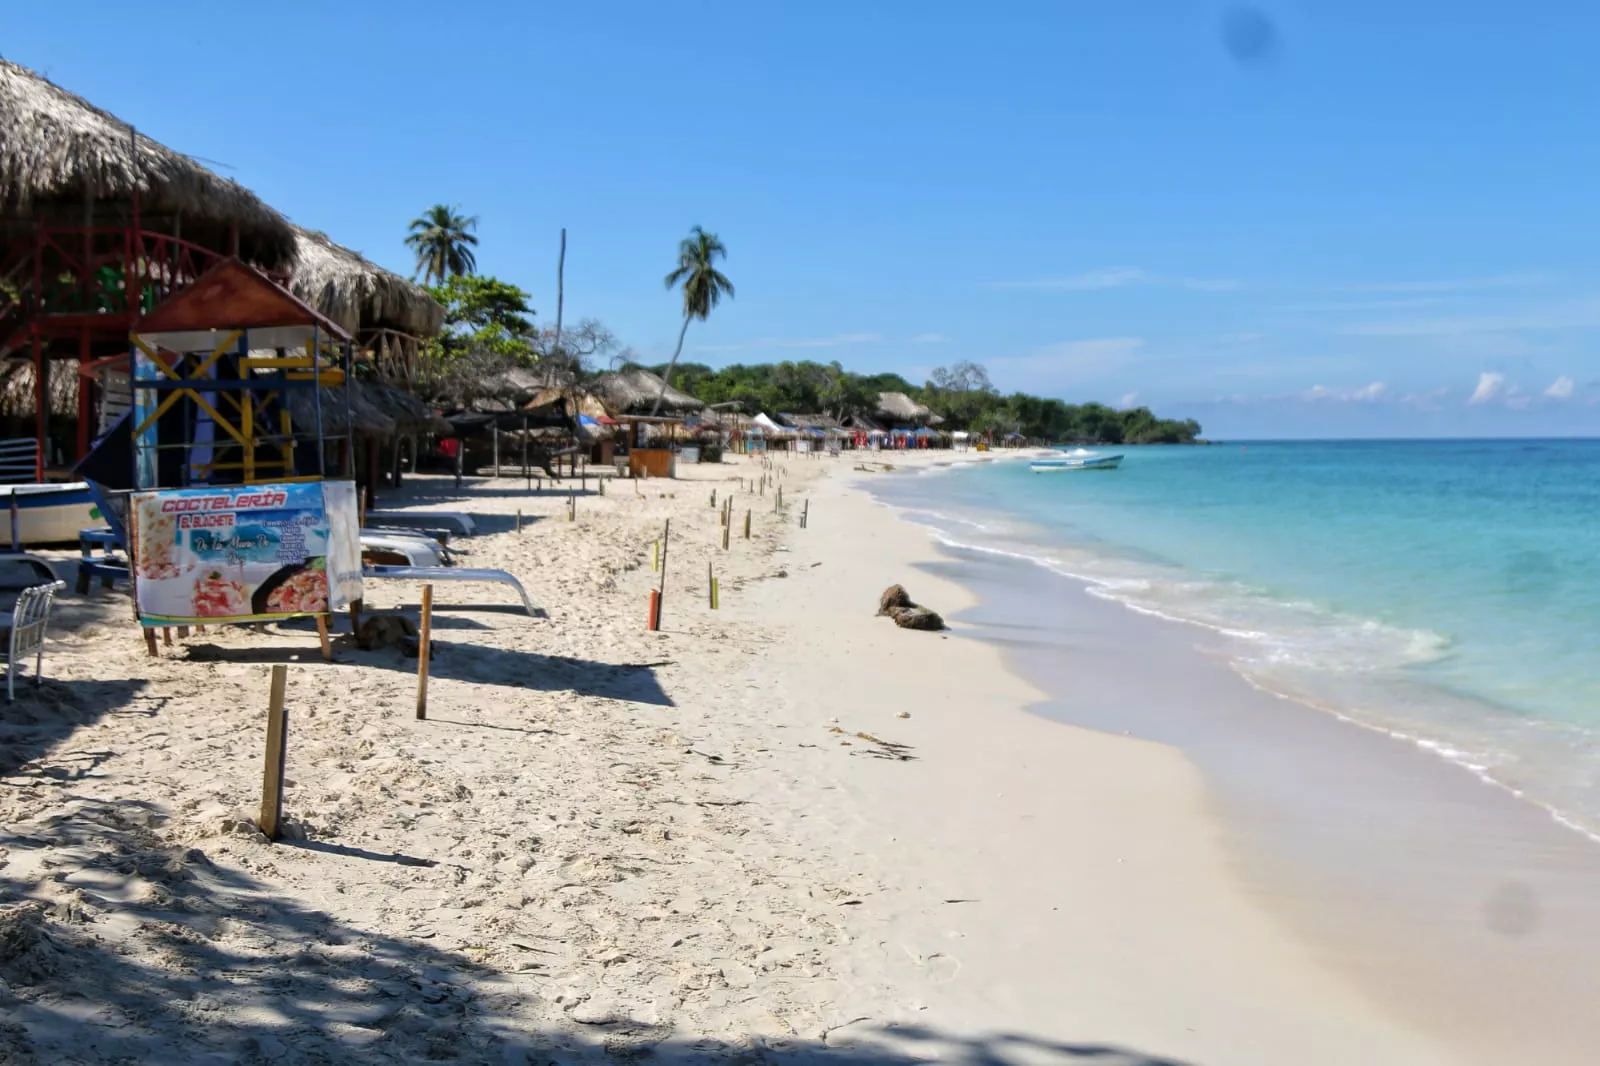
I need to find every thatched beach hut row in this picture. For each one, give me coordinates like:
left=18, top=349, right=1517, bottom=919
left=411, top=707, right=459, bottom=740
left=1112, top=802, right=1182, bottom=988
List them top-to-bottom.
left=0, top=57, right=444, bottom=476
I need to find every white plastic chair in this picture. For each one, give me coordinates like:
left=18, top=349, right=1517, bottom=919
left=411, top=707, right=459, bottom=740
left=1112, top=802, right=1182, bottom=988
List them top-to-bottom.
left=5, top=580, right=66, bottom=701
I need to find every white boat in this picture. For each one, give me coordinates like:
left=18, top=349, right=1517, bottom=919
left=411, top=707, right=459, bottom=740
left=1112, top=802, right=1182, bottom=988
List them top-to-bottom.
left=1030, top=451, right=1123, bottom=472
left=0, top=483, right=100, bottom=545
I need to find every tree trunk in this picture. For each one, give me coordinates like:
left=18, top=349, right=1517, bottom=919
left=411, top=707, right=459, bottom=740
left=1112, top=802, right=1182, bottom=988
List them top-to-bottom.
left=652, top=315, right=693, bottom=416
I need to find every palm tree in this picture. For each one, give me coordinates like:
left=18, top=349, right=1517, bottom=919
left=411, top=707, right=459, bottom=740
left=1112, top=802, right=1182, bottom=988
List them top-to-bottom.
left=405, top=205, right=480, bottom=284
left=654, top=226, right=734, bottom=415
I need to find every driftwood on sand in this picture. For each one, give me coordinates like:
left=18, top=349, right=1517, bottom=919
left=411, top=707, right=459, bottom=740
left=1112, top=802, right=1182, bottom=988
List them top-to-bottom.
left=875, top=584, right=945, bottom=631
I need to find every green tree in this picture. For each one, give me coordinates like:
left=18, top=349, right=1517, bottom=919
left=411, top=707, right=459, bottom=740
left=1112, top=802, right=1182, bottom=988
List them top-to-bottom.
left=406, top=205, right=480, bottom=284
left=655, top=226, right=735, bottom=415
left=424, top=274, right=535, bottom=361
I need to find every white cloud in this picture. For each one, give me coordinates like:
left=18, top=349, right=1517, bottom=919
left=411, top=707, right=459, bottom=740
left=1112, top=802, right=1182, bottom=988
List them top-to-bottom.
left=989, top=267, right=1149, bottom=291
left=988, top=268, right=1239, bottom=293
left=1337, top=272, right=1554, bottom=294
left=1283, top=297, right=1457, bottom=313
left=1343, top=297, right=1600, bottom=338
left=696, top=332, right=882, bottom=353
left=910, top=332, right=948, bottom=344
left=987, top=337, right=1146, bottom=380
left=1468, top=372, right=1506, bottom=405
left=1545, top=375, right=1576, bottom=399
left=1302, top=381, right=1388, bottom=403
left=1118, top=391, right=1140, bottom=409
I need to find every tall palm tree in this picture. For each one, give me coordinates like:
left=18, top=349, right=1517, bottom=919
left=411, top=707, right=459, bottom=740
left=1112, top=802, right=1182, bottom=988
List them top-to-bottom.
left=405, top=205, right=480, bottom=284
left=654, top=226, right=734, bottom=415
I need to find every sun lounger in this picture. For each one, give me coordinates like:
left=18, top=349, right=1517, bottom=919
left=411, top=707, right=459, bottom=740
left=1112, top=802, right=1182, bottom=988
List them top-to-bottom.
left=363, top=511, right=477, bottom=536
left=361, top=564, right=537, bottom=617
left=2, top=580, right=67, bottom=700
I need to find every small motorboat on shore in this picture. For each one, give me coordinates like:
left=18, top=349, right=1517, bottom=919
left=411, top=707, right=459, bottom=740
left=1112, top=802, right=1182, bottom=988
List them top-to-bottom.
left=1030, top=449, right=1123, bottom=472
left=0, top=482, right=100, bottom=545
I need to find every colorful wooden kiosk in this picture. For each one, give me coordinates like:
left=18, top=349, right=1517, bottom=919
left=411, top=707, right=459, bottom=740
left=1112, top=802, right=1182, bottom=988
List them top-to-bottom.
left=112, top=259, right=362, bottom=653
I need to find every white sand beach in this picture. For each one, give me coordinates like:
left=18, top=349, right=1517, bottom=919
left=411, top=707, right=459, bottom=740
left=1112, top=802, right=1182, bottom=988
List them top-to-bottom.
left=0, top=450, right=1559, bottom=1064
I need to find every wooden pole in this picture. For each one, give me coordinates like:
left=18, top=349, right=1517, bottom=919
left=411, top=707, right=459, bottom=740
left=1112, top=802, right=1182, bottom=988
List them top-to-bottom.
left=493, top=427, right=500, bottom=478
left=568, top=488, right=575, bottom=521
left=802, top=498, right=809, bottom=529
left=516, top=509, right=522, bottom=533
left=743, top=509, right=751, bottom=539
left=722, top=517, right=730, bottom=550
left=657, top=519, right=670, bottom=626
left=708, top=562, right=716, bottom=609
left=416, top=584, right=434, bottom=720
left=314, top=615, right=332, bottom=661
left=259, top=664, right=288, bottom=842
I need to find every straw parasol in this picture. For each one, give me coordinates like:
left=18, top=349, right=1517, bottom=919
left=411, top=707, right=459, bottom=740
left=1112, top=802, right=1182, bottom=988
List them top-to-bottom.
left=0, top=59, right=296, bottom=269
left=289, top=226, right=443, bottom=338
left=587, top=368, right=703, bottom=416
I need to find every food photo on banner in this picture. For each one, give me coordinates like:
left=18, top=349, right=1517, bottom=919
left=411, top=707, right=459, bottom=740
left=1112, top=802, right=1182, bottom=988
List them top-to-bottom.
left=130, top=481, right=362, bottom=625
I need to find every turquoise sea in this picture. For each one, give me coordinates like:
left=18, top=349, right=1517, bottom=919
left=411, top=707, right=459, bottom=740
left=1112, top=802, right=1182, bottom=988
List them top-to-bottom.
left=875, top=440, right=1600, bottom=838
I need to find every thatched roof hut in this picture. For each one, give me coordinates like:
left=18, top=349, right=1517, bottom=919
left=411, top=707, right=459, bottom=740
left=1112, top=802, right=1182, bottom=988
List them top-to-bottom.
left=0, top=59, right=296, bottom=269
left=289, top=226, right=443, bottom=338
left=0, top=360, right=77, bottom=421
left=588, top=369, right=703, bottom=416
left=283, top=379, right=395, bottom=438
left=364, top=380, right=451, bottom=435
left=524, top=386, right=609, bottom=421
left=875, top=391, right=937, bottom=425
left=779, top=412, right=844, bottom=431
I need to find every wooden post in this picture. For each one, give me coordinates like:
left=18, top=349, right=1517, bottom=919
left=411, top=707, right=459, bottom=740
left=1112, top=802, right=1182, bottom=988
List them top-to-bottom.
left=493, top=426, right=500, bottom=478
left=599, top=476, right=606, bottom=496
left=568, top=488, right=575, bottom=521
left=710, top=489, right=716, bottom=509
left=802, top=498, right=809, bottom=529
left=516, top=509, right=522, bottom=533
left=743, top=510, right=751, bottom=539
left=722, top=517, right=730, bottom=551
left=657, top=519, right=670, bottom=626
left=652, top=540, right=659, bottom=571
left=708, top=562, right=716, bottom=609
left=416, top=584, right=434, bottom=720
left=314, top=616, right=332, bottom=661
left=162, top=627, right=173, bottom=646
left=143, top=628, right=158, bottom=657
left=259, top=664, right=288, bottom=842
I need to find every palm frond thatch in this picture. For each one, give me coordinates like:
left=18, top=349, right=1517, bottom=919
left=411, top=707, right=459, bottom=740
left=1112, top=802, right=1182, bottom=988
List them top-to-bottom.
left=0, top=59, right=296, bottom=269
left=290, top=226, right=444, bottom=338
left=0, top=360, right=77, bottom=420
left=589, top=368, right=703, bottom=416
left=282, top=379, right=395, bottom=438
left=363, top=380, right=451, bottom=435
left=876, top=391, right=935, bottom=425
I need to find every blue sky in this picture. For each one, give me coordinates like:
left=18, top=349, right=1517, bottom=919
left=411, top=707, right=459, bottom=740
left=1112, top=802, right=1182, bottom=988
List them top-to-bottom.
left=6, top=1, right=1600, bottom=437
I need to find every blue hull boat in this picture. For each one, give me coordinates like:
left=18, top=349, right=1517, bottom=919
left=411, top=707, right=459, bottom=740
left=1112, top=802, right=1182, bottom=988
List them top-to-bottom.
left=1030, top=453, right=1123, bottom=472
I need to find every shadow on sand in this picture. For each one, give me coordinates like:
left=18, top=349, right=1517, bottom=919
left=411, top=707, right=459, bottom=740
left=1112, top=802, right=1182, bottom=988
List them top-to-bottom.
left=177, top=640, right=674, bottom=707
left=0, top=805, right=1195, bottom=1063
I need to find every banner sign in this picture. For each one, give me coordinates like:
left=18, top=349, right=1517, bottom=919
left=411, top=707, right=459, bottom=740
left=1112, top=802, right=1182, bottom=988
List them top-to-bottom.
left=131, top=481, right=361, bottom=625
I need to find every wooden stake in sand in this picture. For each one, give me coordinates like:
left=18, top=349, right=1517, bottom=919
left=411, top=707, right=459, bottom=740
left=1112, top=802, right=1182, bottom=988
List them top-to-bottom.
left=599, top=476, right=606, bottom=496
left=710, top=488, right=717, bottom=509
left=568, top=489, right=576, bottom=522
left=802, top=498, right=810, bottom=529
left=516, top=509, right=523, bottom=533
left=743, top=509, right=751, bottom=539
left=722, top=514, right=731, bottom=550
left=657, top=518, right=670, bottom=626
left=708, top=562, right=718, bottom=609
left=416, top=584, right=434, bottom=720
left=315, top=615, right=332, bottom=661
left=259, top=664, right=288, bottom=842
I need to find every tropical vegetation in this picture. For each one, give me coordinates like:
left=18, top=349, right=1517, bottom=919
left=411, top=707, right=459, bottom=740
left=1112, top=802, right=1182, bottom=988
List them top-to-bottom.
left=405, top=204, right=479, bottom=284
left=399, top=208, right=1198, bottom=440
left=656, top=226, right=734, bottom=414
left=628, top=358, right=1202, bottom=443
